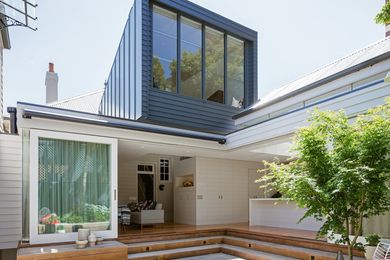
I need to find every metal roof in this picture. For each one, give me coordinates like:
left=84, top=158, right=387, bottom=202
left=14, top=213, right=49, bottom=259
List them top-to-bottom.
left=234, top=37, right=390, bottom=119
left=49, top=89, right=104, bottom=114
left=20, top=102, right=226, bottom=144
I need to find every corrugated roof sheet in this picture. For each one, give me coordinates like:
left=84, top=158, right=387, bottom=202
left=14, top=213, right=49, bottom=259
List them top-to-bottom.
left=252, top=37, right=390, bottom=110
left=49, top=89, right=104, bottom=114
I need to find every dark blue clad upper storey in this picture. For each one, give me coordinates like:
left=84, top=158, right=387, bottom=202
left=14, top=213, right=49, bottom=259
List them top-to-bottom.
left=99, top=0, right=258, bottom=134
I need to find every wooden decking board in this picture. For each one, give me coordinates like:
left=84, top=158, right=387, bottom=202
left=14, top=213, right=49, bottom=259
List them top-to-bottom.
left=119, top=223, right=363, bottom=257
left=18, top=224, right=365, bottom=259
left=120, top=230, right=224, bottom=244
left=126, top=235, right=363, bottom=260
left=127, top=236, right=223, bottom=254
left=17, top=241, right=128, bottom=260
left=128, top=244, right=221, bottom=259
left=220, top=244, right=297, bottom=260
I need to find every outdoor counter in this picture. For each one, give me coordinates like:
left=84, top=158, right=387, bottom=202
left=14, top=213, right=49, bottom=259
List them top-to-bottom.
left=249, top=198, right=323, bottom=231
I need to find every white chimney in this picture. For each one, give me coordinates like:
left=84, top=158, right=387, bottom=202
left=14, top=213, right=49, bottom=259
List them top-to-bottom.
left=45, top=62, right=58, bottom=104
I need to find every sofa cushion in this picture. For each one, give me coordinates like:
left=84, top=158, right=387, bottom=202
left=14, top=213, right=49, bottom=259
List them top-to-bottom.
left=129, top=200, right=158, bottom=212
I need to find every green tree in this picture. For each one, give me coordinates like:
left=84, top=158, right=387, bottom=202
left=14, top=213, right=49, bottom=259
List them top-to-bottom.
left=375, top=1, right=390, bottom=25
left=258, top=99, right=390, bottom=260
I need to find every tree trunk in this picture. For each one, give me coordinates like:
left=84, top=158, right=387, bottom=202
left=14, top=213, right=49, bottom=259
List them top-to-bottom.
left=348, top=245, right=353, bottom=260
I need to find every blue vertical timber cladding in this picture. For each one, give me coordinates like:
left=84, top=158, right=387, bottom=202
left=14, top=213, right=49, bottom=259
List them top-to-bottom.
left=100, top=0, right=258, bottom=134
left=142, top=0, right=152, bottom=118
left=100, top=8, right=138, bottom=120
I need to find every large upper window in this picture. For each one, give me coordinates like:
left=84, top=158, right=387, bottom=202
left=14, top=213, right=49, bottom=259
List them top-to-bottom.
left=152, top=5, right=246, bottom=108
left=153, top=6, right=177, bottom=92
left=180, top=17, right=202, bottom=98
left=205, top=27, right=224, bottom=104
left=227, top=36, right=244, bottom=107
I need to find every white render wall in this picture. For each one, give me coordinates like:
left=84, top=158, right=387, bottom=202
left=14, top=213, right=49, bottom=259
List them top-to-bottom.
left=0, top=134, right=22, bottom=249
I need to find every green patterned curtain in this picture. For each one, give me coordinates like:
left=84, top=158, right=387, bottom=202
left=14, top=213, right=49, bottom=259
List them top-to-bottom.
left=38, top=138, right=110, bottom=233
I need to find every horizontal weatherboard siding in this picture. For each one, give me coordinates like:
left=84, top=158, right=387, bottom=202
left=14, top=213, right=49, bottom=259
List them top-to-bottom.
left=142, top=0, right=256, bottom=133
left=146, top=89, right=241, bottom=133
left=0, top=134, right=22, bottom=250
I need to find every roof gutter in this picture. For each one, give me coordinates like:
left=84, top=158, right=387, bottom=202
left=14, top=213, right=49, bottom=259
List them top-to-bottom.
left=233, top=51, right=390, bottom=120
left=22, top=108, right=227, bottom=144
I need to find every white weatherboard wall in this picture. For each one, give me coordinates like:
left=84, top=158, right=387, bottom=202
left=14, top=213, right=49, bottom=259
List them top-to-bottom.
left=0, top=48, right=3, bottom=132
left=229, top=80, right=390, bottom=148
left=0, top=134, right=22, bottom=249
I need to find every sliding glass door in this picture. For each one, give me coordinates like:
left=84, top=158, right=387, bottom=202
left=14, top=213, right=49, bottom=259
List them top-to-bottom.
left=29, top=130, right=117, bottom=244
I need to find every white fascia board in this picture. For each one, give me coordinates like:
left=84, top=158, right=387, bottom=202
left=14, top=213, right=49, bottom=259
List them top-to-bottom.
left=236, top=59, right=390, bottom=125
left=227, top=81, right=390, bottom=148
left=250, top=140, right=293, bottom=157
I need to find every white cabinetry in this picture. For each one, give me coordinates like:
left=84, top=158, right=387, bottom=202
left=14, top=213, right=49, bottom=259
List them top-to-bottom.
left=174, top=157, right=259, bottom=225
left=174, top=158, right=196, bottom=225
left=196, top=158, right=248, bottom=225
left=174, top=187, right=196, bottom=225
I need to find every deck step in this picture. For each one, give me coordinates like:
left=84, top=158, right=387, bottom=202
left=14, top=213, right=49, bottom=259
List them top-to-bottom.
left=120, top=228, right=364, bottom=257
left=225, top=229, right=364, bottom=257
left=119, top=230, right=224, bottom=244
left=126, top=235, right=365, bottom=260
left=127, top=236, right=223, bottom=254
left=222, top=236, right=363, bottom=260
left=127, top=244, right=298, bottom=260
left=128, top=244, right=220, bottom=259
left=220, top=244, right=297, bottom=260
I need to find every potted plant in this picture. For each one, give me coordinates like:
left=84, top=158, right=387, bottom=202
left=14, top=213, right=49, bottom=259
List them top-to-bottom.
left=40, top=213, right=60, bottom=234
left=56, top=224, right=65, bottom=233
left=365, top=234, right=380, bottom=260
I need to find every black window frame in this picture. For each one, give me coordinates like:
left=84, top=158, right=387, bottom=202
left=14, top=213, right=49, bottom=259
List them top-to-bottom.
left=151, top=3, right=248, bottom=108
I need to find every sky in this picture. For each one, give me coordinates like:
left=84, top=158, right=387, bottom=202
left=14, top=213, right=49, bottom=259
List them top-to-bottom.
left=3, top=0, right=385, bottom=113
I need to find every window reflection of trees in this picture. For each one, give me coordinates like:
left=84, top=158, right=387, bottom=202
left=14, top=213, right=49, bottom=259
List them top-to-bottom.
left=152, top=6, right=245, bottom=107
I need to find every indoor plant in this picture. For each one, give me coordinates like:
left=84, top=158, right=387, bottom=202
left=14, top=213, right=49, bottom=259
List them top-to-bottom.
left=364, top=234, right=380, bottom=260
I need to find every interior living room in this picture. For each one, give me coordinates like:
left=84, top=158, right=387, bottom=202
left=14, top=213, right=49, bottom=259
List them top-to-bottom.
left=116, top=138, right=270, bottom=232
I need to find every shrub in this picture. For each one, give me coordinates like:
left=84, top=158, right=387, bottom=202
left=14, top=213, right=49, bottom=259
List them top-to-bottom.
left=366, top=234, right=381, bottom=247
